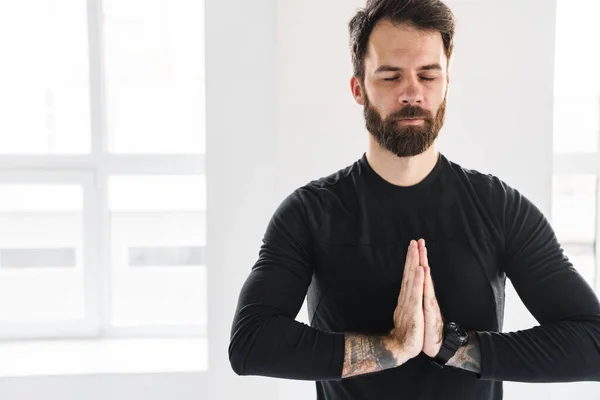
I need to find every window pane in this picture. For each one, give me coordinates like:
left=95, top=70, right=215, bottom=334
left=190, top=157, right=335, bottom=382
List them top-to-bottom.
left=103, top=0, right=205, bottom=154
left=553, top=0, right=600, bottom=153
left=0, top=1, right=91, bottom=154
left=554, top=1, right=600, bottom=94
left=553, top=95, right=599, bottom=154
left=552, top=175, right=596, bottom=243
left=108, top=176, right=206, bottom=327
left=0, top=184, right=84, bottom=322
left=128, top=246, right=204, bottom=267
left=1, top=248, right=76, bottom=268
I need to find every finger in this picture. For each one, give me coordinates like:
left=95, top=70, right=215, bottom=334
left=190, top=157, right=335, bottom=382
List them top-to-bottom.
left=418, top=239, right=428, bottom=267
left=401, top=240, right=418, bottom=288
left=402, top=240, right=415, bottom=280
left=399, top=241, right=416, bottom=303
left=401, top=241, right=418, bottom=294
left=420, top=241, right=433, bottom=306
left=402, top=244, right=422, bottom=310
left=411, top=256, right=425, bottom=311
left=423, top=266, right=432, bottom=307
left=423, top=266, right=434, bottom=301
left=424, top=266, right=440, bottom=314
left=424, top=266, right=444, bottom=342
left=412, top=267, right=425, bottom=313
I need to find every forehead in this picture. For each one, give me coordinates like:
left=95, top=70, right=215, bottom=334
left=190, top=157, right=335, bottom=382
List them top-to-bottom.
left=365, top=20, right=446, bottom=72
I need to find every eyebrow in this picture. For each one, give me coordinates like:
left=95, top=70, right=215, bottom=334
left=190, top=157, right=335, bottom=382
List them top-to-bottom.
left=374, top=63, right=443, bottom=74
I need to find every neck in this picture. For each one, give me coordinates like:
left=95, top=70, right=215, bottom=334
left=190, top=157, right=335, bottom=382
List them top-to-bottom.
left=366, top=137, right=439, bottom=187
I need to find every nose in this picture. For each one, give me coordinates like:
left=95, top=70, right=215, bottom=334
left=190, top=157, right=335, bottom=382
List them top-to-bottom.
left=399, top=78, right=424, bottom=106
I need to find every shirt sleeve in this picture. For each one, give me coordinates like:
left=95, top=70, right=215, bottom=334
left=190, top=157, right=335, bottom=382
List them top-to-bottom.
left=476, top=178, right=600, bottom=382
left=228, top=187, right=346, bottom=380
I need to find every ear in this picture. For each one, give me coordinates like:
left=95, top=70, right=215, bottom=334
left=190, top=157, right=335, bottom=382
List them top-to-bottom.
left=350, top=76, right=366, bottom=106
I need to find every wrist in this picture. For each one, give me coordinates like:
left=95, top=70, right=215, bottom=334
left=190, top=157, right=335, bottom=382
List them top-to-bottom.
left=430, top=322, right=469, bottom=369
left=445, top=332, right=482, bottom=374
left=383, top=333, right=411, bottom=365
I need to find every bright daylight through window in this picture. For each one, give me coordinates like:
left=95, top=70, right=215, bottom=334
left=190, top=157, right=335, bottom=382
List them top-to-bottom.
left=0, top=0, right=207, bottom=376
left=552, top=0, right=600, bottom=292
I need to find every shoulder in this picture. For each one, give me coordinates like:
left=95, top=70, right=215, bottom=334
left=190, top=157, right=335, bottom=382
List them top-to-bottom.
left=444, top=156, right=518, bottom=202
left=296, top=157, right=362, bottom=205
left=276, top=158, right=362, bottom=229
left=303, top=160, right=359, bottom=191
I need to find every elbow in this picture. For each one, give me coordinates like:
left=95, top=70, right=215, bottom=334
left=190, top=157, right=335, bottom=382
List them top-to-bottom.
left=229, top=309, right=277, bottom=376
left=583, top=314, right=600, bottom=340
left=228, top=341, right=246, bottom=376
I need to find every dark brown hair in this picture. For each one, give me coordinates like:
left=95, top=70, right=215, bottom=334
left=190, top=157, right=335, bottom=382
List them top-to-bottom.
left=349, top=0, right=456, bottom=81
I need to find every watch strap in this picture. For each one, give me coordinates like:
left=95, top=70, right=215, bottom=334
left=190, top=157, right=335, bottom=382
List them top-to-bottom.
left=429, top=322, right=468, bottom=369
left=430, top=339, right=459, bottom=369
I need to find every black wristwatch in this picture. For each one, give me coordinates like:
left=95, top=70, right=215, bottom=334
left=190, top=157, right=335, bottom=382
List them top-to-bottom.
left=430, top=322, right=469, bottom=369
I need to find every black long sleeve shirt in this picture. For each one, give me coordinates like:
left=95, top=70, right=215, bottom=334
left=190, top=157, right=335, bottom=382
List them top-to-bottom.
left=229, top=152, right=600, bottom=399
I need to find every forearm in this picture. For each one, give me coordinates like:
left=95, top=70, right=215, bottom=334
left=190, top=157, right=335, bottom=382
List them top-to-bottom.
left=230, top=312, right=346, bottom=380
left=476, top=319, right=600, bottom=382
left=446, top=331, right=481, bottom=374
left=342, top=333, right=408, bottom=379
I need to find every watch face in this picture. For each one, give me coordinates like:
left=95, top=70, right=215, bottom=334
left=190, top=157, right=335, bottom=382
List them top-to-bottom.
left=448, top=322, right=469, bottom=345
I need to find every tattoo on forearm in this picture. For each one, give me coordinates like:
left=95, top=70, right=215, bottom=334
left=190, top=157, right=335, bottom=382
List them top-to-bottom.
left=446, top=332, right=481, bottom=374
left=342, top=334, right=398, bottom=378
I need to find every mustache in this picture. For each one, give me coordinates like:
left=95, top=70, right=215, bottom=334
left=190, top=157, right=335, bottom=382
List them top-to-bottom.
left=388, top=105, right=432, bottom=121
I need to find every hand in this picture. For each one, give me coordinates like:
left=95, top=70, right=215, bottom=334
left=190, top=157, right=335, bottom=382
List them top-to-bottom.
left=418, top=239, right=445, bottom=358
left=389, top=240, right=425, bottom=361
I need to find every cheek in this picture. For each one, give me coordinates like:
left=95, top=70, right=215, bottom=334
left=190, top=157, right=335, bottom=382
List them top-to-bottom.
left=436, top=83, right=448, bottom=103
left=424, top=88, right=445, bottom=114
left=364, top=92, right=385, bottom=113
left=369, top=93, right=399, bottom=117
left=375, top=104, right=397, bottom=121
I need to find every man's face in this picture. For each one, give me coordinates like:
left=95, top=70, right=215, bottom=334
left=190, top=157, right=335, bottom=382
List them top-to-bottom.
left=354, top=20, right=449, bottom=158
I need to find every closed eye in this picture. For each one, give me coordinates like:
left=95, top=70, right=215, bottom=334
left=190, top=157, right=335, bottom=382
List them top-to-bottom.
left=383, top=76, right=436, bottom=82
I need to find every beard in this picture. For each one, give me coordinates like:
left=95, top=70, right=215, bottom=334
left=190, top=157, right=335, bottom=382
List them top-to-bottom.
left=364, top=91, right=447, bottom=158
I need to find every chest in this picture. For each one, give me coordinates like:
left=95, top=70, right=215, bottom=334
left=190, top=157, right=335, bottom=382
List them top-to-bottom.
left=312, top=231, right=501, bottom=333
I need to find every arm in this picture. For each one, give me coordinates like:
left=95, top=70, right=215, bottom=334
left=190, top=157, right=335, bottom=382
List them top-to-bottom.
left=473, top=179, right=600, bottom=382
left=229, top=189, right=409, bottom=380
left=446, top=331, right=481, bottom=374
left=342, top=334, right=409, bottom=379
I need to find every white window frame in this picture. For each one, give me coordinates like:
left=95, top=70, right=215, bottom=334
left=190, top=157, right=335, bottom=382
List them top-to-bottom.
left=0, top=0, right=207, bottom=341
left=553, top=151, right=600, bottom=291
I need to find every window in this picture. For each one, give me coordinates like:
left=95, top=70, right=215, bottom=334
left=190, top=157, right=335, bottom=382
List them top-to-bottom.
left=0, top=0, right=207, bottom=373
left=552, top=0, right=600, bottom=291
